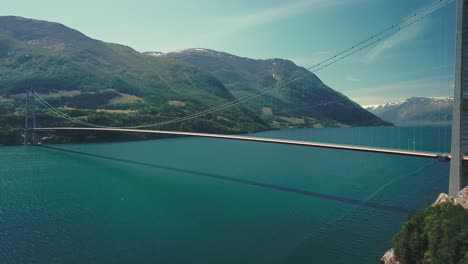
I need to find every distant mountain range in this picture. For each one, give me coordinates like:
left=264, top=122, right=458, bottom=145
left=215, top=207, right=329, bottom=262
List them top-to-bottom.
left=0, top=16, right=388, bottom=141
left=365, top=97, right=453, bottom=125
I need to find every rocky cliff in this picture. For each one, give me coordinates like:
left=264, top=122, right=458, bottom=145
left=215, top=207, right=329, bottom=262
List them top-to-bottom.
left=380, top=186, right=468, bottom=264
left=433, top=187, right=468, bottom=209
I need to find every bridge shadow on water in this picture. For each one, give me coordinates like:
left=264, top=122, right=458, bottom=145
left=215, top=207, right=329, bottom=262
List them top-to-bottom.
left=37, top=145, right=415, bottom=215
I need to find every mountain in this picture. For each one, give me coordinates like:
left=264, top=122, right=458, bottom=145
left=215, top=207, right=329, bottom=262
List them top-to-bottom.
left=0, top=16, right=267, bottom=135
left=0, top=16, right=388, bottom=145
left=0, top=17, right=233, bottom=104
left=146, top=48, right=389, bottom=127
left=365, top=97, right=453, bottom=125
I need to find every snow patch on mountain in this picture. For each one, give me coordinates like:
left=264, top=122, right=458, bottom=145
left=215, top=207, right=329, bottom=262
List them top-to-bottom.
left=144, top=51, right=165, bottom=57
left=364, top=96, right=453, bottom=124
left=364, top=96, right=453, bottom=110
left=365, top=101, right=405, bottom=110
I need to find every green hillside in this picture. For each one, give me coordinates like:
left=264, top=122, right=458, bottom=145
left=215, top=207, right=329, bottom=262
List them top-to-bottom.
left=0, top=16, right=268, bottom=144
left=0, top=16, right=389, bottom=145
left=161, top=49, right=389, bottom=127
left=392, top=202, right=468, bottom=264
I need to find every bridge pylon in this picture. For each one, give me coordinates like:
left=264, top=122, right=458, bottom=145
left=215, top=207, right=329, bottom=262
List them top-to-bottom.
left=450, top=0, right=468, bottom=195
left=23, top=90, right=37, bottom=145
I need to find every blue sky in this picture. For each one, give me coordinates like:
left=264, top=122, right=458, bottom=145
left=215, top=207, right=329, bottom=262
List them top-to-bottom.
left=2, top=0, right=457, bottom=105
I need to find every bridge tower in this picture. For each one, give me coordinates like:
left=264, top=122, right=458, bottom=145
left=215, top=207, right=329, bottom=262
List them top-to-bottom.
left=450, top=0, right=468, bottom=195
left=23, top=90, right=37, bottom=145
left=23, top=90, right=29, bottom=145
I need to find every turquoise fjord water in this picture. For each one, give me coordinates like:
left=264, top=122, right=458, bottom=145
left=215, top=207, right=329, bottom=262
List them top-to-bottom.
left=0, top=125, right=450, bottom=263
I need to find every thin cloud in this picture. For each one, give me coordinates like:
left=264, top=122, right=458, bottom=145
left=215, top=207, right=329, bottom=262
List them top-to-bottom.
left=181, top=0, right=365, bottom=45
left=223, top=0, right=344, bottom=28
left=365, top=16, right=430, bottom=62
left=288, top=50, right=333, bottom=67
left=346, top=74, right=360, bottom=82
left=345, top=75, right=454, bottom=105
left=353, top=75, right=453, bottom=92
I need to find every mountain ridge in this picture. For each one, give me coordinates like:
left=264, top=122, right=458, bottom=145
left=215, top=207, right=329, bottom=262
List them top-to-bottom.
left=0, top=15, right=270, bottom=140
left=0, top=16, right=389, bottom=145
left=151, top=48, right=389, bottom=127
left=365, top=96, right=453, bottom=124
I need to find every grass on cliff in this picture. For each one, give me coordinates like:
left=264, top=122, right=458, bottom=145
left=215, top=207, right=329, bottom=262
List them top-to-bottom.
left=392, top=202, right=468, bottom=264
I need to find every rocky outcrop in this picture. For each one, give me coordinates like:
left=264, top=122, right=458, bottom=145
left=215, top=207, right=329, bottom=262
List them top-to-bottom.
left=380, top=186, right=468, bottom=264
left=433, top=187, right=468, bottom=209
left=380, top=249, right=400, bottom=264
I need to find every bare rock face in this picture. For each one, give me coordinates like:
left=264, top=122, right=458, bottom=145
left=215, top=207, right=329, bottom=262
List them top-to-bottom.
left=381, top=186, right=468, bottom=263
left=433, top=186, right=468, bottom=209
left=453, top=187, right=468, bottom=209
left=433, top=193, right=451, bottom=206
left=380, top=249, right=400, bottom=264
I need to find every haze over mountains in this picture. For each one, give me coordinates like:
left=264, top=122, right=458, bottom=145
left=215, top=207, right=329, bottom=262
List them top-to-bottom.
left=0, top=16, right=388, bottom=136
left=365, top=97, right=453, bottom=125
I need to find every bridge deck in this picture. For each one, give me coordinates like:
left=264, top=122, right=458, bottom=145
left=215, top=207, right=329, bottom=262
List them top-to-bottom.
left=33, top=127, right=457, bottom=161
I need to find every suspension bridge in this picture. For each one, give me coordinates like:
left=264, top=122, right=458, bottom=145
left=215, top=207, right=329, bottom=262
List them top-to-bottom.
left=21, top=0, right=467, bottom=195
